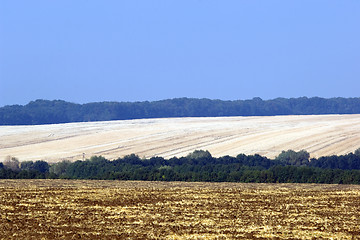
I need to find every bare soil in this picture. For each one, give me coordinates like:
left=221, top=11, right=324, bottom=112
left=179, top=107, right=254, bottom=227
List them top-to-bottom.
left=1, top=115, right=360, bottom=162
left=1, top=180, right=360, bottom=239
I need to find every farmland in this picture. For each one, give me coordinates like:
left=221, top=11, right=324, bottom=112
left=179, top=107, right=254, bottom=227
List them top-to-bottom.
left=1, top=114, right=360, bottom=162
left=1, top=180, right=359, bottom=239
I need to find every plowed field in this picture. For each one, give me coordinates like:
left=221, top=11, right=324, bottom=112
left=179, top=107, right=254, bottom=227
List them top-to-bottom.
left=1, top=114, right=360, bottom=162
left=1, top=180, right=360, bottom=239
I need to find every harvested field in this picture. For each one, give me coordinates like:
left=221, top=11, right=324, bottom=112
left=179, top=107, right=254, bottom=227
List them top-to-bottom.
left=1, top=114, right=360, bottom=162
left=0, top=180, right=360, bottom=239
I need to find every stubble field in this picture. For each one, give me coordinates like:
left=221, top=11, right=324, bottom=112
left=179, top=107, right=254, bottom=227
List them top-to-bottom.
left=1, top=114, right=360, bottom=162
left=1, top=180, right=360, bottom=239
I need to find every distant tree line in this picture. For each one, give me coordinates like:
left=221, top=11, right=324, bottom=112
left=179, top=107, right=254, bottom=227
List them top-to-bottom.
left=1, top=97, right=360, bottom=125
left=1, top=149, right=360, bottom=184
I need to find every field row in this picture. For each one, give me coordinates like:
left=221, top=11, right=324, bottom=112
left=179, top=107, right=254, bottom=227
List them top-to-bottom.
left=1, top=114, right=360, bottom=162
left=1, top=180, right=360, bottom=239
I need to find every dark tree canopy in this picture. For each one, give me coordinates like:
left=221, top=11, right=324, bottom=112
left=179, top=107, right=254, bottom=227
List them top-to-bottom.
left=1, top=97, right=360, bottom=125
left=1, top=149, right=360, bottom=184
left=186, top=150, right=212, bottom=160
left=275, top=150, right=310, bottom=166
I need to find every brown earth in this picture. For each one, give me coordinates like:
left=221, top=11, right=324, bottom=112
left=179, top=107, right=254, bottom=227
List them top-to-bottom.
left=1, top=115, right=360, bottom=162
left=1, top=180, right=360, bottom=239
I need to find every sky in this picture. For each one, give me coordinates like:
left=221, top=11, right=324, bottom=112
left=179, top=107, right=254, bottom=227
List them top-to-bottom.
left=0, top=1, right=359, bottom=106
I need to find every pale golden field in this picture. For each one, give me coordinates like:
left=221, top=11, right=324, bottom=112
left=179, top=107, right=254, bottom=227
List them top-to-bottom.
left=1, top=114, right=360, bottom=162
left=1, top=180, right=360, bottom=239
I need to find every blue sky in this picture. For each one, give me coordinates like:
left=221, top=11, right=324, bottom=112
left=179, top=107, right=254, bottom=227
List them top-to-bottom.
left=0, top=1, right=359, bottom=106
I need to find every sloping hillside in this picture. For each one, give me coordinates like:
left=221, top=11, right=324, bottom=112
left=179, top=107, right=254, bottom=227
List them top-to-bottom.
left=1, top=115, right=360, bottom=162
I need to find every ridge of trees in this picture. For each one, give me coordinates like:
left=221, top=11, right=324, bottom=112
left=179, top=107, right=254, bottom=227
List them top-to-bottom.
left=1, top=97, right=360, bottom=125
left=1, top=149, right=360, bottom=184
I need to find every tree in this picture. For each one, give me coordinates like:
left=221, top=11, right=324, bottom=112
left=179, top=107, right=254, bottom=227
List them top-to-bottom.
left=355, top=148, right=360, bottom=157
left=186, top=150, right=212, bottom=160
left=275, top=150, right=310, bottom=166
left=3, top=156, right=20, bottom=171
left=19, top=160, right=49, bottom=173
left=32, top=160, right=49, bottom=173
left=49, top=160, right=72, bottom=176
left=20, top=161, right=34, bottom=170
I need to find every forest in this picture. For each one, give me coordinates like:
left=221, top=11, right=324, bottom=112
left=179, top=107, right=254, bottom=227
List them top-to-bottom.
left=1, top=97, right=360, bottom=125
left=1, top=149, right=360, bottom=184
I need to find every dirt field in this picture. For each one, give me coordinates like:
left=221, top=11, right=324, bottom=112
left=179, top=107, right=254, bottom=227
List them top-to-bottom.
left=1, top=114, right=360, bottom=162
left=0, top=180, right=359, bottom=239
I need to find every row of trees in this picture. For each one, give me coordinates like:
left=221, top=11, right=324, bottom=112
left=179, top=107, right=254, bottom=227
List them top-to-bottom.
left=2, top=97, right=360, bottom=125
left=1, top=149, right=360, bottom=184
left=1, top=156, right=49, bottom=178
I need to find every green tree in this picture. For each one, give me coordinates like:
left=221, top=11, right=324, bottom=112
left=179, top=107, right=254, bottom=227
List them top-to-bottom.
left=186, top=150, right=212, bottom=160
left=275, top=150, right=310, bottom=166
left=32, top=160, right=49, bottom=173
left=49, top=160, right=71, bottom=177
left=20, top=161, right=34, bottom=170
